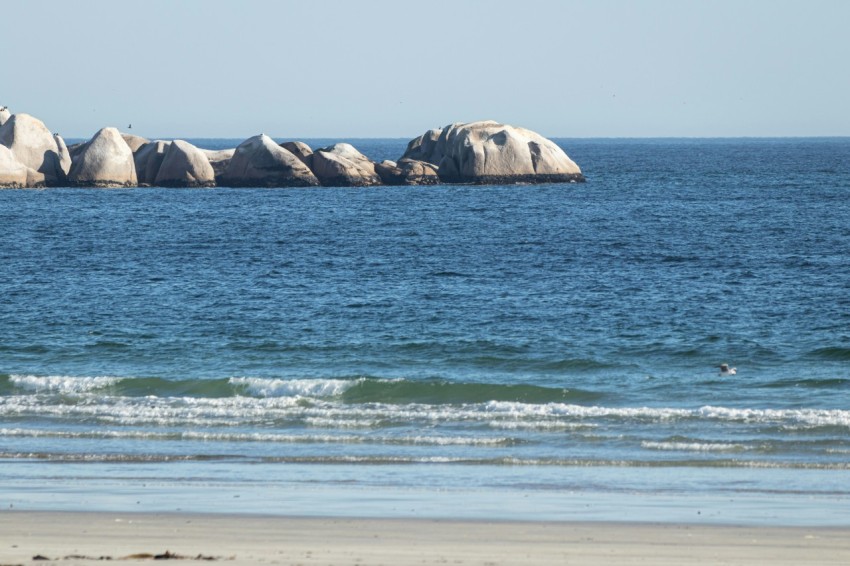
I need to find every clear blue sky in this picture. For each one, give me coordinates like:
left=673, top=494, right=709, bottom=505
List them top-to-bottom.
left=3, top=0, right=848, bottom=138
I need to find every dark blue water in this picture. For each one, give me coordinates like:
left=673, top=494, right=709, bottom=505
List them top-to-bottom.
left=1, top=138, right=849, bottom=523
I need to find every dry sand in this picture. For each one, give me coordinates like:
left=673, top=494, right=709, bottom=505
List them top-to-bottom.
left=1, top=511, right=849, bottom=566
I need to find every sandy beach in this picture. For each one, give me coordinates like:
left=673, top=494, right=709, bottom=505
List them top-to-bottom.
left=1, top=512, right=849, bottom=566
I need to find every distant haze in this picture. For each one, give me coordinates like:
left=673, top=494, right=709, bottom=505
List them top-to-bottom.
left=3, top=0, right=848, bottom=139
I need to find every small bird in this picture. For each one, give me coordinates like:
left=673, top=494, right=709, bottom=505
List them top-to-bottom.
left=719, top=363, right=737, bottom=376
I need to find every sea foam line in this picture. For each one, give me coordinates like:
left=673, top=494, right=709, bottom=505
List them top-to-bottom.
left=8, top=374, right=120, bottom=393
left=2, top=394, right=850, bottom=430
left=0, top=427, right=515, bottom=447
left=641, top=441, right=750, bottom=453
left=3, top=451, right=849, bottom=470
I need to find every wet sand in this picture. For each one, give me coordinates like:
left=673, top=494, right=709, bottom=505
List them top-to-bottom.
left=2, top=511, right=849, bottom=566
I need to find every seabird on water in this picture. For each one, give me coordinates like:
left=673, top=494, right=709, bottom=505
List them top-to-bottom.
left=719, top=363, right=736, bottom=376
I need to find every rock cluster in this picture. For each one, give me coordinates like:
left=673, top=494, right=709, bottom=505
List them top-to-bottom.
left=0, top=109, right=584, bottom=188
left=402, top=121, right=584, bottom=184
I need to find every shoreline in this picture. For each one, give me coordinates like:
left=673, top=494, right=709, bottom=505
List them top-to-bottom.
left=7, top=463, right=850, bottom=528
left=2, top=511, right=849, bottom=565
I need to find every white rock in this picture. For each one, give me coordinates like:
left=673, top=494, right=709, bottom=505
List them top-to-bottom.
left=0, top=106, right=10, bottom=127
left=0, top=113, right=65, bottom=186
left=407, top=121, right=584, bottom=184
left=68, top=127, right=137, bottom=187
left=401, top=127, right=445, bottom=165
left=121, top=132, right=150, bottom=153
left=54, top=134, right=72, bottom=176
left=221, top=135, right=318, bottom=187
left=154, top=139, right=215, bottom=187
left=134, top=140, right=171, bottom=185
left=279, top=141, right=314, bottom=168
left=311, top=143, right=381, bottom=187
left=0, top=145, right=28, bottom=188
left=202, top=148, right=236, bottom=182
left=375, top=158, right=440, bottom=186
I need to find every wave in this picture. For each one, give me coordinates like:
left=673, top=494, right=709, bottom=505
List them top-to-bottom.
left=807, top=347, right=850, bottom=361
left=0, top=373, right=601, bottom=405
left=1, top=374, right=236, bottom=398
left=4, top=374, right=121, bottom=394
left=2, top=375, right=849, bottom=434
left=231, top=377, right=357, bottom=398
left=763, top=377, right=850, bottom=390
left=339, top=378, right=601, bottom=404
left=2, top=394, right=848, bottom=432
left=641, top=441, right=750, bottom=453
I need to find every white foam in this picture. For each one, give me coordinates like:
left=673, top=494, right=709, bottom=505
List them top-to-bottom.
left=9, top=374, right=119, bottom=394
left=229, top=377, right=359, bottom=398
left=3, top=389, right=850, bottom=433
left=482, top=401, right=850, bottom=429
left=696, top=405, right=850, bottom=428
left=488, top=420, right=596, bottom=431
left=397, top=436, right=515, bottom=447
left=641, top=441, right=749, bottom=452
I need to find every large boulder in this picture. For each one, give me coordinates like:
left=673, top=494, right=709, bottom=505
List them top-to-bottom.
left=0, top=106, right=10, bottom=127
left=0, top=113, right=66, bottom=186
left=405, top=121, right=584, bottom=184
left=68, top=127, right=137, bottom=188
left=400, top=127, right=445, bottom=164
left=121, top=132, right=149, bottom=153
left=220, top=135, right=318, bottom=188
left=154, top=139, right=215, bottom=187
left=134, top=140, right=171, bottom=185
left=280, top=141, right=314, bottom=168
left=311, top=143, right=382, bottom=187
left=0, top=145, right=28, bottom=188
left=202, top=148, right=236, bottom=182
left=375, top=158, right=440, bottom=186
left=374, top=160, right=404, bottom=185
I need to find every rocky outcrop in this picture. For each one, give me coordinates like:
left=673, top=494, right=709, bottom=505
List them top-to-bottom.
left=0, top=108, right=586, bottom=189
left=0, top=113, right=66, bottom=186
left=404, top=121, right=584, bottom=184
left=68, top=127, right=137, bottom=188
left=220, top=134, right=318, bottom=187
left=154, top=139, right=215, bottom=187
left=134, top=140, right=171, bottom=185
left=279, top=141, right=314, bottom=169
left=311, top=143, right=381, bottom=187
left=0, top=145, right=28, bottom=188
left=375, top=158, right=440, bottom=185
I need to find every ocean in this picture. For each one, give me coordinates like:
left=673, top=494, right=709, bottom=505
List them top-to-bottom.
left=1, top=138, right=848, bottom=525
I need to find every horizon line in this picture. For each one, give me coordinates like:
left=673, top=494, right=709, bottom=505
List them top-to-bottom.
left=60, top=134, right=850, bottom=142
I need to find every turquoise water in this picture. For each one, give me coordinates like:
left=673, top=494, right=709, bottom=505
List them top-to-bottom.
left=1, top=138, right=848, bottom=524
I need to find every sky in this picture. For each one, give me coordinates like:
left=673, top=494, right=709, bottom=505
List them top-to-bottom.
left=2, top=0, right=849, bottom=139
